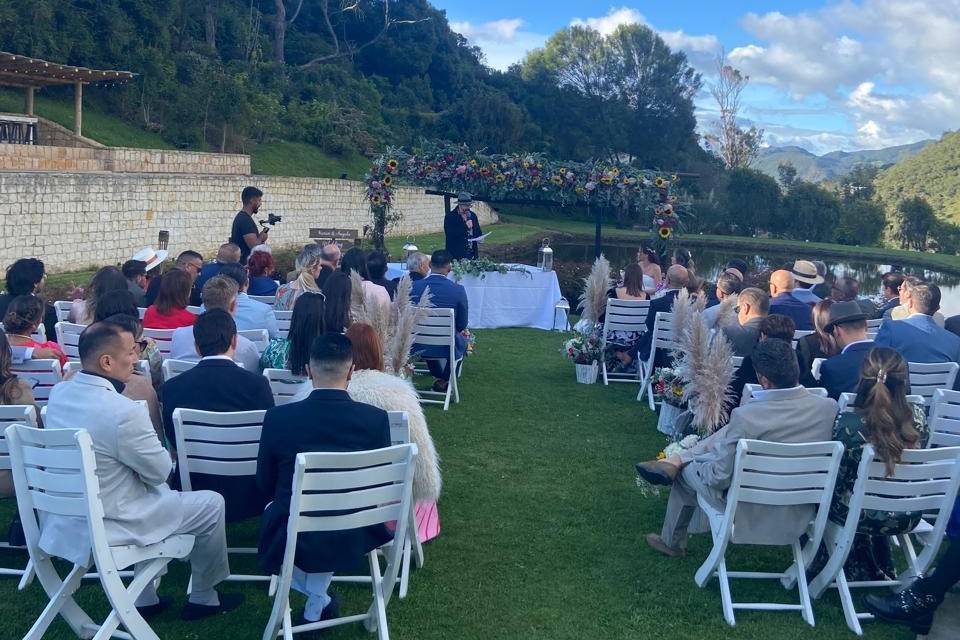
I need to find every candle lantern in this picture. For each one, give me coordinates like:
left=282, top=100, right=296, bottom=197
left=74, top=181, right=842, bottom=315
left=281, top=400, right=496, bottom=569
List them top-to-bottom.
left=157, top=230, right=169, bottom=251
left=402, top=236, right=419, bottom=265
left=538, top=237, right=553, bottom=272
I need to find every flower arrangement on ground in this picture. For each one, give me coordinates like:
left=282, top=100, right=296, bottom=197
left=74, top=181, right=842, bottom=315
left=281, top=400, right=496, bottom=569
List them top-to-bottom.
left=562, top=330, right=603, bottom=365
left=650, top=367, right=685, bottom=408
left=636, top=432, right=701, bottom=498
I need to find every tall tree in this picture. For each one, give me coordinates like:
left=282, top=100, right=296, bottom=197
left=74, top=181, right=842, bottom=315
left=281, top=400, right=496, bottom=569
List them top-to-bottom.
left=273, top=0, right=304, bottom=63
left=704, top=53, right=762, bottom=169
left=777, top=162, right=798, bottom=191
left=892, top=196, right=937, bottom=251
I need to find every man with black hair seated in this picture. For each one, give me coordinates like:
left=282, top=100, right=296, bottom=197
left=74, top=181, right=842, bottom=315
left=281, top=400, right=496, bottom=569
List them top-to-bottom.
left=145, top=250, right=204, bottom=307
left=410, top=250, right=469, bottom=393
left=161, top=308, right=274, bottom=521
left=44, top=319, right=244, bottom=620
left=257, top=333, right=391, bottom=626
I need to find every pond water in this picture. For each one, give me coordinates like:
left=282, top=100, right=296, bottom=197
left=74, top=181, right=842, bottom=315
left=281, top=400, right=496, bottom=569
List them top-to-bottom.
left=544, top=243, right=960, bottom=318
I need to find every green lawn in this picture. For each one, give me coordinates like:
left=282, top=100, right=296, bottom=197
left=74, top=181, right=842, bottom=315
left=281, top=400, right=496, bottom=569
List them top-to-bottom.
left=250, top=142, right=370, bottom=180
left=0, top=329, right=913, bottom=639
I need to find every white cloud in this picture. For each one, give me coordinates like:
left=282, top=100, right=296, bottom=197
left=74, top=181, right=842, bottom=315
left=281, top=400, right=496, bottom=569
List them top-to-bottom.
left=570, top=7, right=644, bottom=36
left=448, top=18, right=547, bottom=70
left=449, top=18, right=524, bottom=43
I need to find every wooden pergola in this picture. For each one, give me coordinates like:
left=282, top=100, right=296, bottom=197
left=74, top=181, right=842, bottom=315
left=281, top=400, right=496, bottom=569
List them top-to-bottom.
left=0, top=51, right=134, bottom=137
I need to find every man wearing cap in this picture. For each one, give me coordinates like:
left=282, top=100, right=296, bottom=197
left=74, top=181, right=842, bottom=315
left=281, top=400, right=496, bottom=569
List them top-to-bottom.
left=444, top=192, right=483, bottom=260
left=790, top=260, right=823, bottom=305
left=819, top=300, right=874, bottom=399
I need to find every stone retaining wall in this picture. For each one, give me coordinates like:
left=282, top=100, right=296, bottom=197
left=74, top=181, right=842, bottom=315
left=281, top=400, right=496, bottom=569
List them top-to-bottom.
left=0, top=143, right=250, bottom=175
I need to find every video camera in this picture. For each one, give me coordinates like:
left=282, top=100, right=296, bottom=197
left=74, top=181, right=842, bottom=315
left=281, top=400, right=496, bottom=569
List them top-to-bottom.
left=259, top=213, right=282, bottom=226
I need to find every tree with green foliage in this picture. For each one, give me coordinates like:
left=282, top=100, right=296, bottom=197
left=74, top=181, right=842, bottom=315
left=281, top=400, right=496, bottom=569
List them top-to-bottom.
left=777, top=162, right=798, bottom=191
left=724, top=168, right=781, bottom=235
left=779, top=182, right=842, bottom=243
left=891, top=196, right=937, bottom=251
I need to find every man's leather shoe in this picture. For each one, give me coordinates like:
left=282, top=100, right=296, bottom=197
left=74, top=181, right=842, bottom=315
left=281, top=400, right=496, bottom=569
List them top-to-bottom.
left=635, top=460, right=679, bottom=486
left=645, top=533, right=685, bottom=558
left=863, top=588, right=939, bottom=635
left=181, top=591, right=245, bottom=621
left=137, top=596, right=173, bottom=619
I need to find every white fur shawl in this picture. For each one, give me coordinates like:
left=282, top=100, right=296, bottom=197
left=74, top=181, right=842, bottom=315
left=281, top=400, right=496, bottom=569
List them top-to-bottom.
left=347, top=369, right=442, bottom=502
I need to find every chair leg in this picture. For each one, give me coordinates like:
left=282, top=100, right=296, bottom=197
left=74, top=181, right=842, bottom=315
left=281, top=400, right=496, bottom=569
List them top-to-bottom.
left=602, top=361, right=609, bottom=385
left=410, top=506, right=425, bottom=569
left=399, top=533, right=412, bottom=599
left=793, top=542, right=815, bottom=627
left=95, top=557, right=168, bottom=640
left=18, top=558, right=35, bottom=590
left=717, top=558, right=735, bottom=627
left=23, top=560, right=91, bottom=640
left=835, top=568, right=864, bottom=635
left=263, top=572, right=292, bottom=640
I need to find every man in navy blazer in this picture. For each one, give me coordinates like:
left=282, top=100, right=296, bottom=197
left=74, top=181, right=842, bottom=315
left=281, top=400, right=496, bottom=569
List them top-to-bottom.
left=410, top=250, right=469, bottom=391
left=633, top=265, right=689, bottom=367
left=769, top=270, right=814, bottom=330
left=875, top=283, right=960, bottom=364
left=818, top=301, right=874, bottom=399
left=161, top=309, right=275, bottom=522
left=257, top=333, right=391, bottom=625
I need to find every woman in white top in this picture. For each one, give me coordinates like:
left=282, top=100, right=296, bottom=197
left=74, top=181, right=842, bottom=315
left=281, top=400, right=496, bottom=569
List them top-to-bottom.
left=637, top=246, right=662, bottom=295
left=340, top=247, right=390, bottom=310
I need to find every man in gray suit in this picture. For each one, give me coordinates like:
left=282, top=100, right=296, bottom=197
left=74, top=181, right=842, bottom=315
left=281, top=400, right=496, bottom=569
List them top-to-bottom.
left=720, top=287, right=769, bottom=357
left=43, top=319, right=244, bottom=620
left=636, top=339, right=839, bottom=556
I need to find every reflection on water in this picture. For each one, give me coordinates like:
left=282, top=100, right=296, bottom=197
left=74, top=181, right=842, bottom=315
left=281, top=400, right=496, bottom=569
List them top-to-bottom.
left=550, top=243, right=960, bottom=318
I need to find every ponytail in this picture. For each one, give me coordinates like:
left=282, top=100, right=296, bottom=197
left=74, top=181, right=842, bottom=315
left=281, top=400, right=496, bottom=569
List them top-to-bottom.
left=854, top=348, right=920, bottom=476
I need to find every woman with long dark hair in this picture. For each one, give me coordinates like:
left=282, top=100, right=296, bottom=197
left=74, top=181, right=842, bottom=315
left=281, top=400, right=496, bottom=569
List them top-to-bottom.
left=637, top=246, right=661, bottom=294
left=605, top=263, right=648, bottom=374
left=69, top=266, right=128, bottom=324
left=143, top=269, right=195, bottom=329
left=321, top=271, right=352, bottom=334
left=260, top=292, right=326, bottom=373
left=796, top=299, right=839, bottom=387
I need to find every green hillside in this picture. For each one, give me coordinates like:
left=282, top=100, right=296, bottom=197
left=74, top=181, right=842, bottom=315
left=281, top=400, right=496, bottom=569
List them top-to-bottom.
left=874, top=131, right=960, bottom=223
left=753, top=140, right=932, bottom=183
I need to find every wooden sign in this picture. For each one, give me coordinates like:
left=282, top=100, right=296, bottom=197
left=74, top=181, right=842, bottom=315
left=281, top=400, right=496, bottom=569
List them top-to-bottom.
left=310, top=227, right=359, bottom=247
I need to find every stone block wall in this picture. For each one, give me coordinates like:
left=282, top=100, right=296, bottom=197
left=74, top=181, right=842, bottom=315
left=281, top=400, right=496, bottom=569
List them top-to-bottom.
left=36, top=118, right=104, bottom=149
left=0, top=143, right=250, bottom=175
left=0, top=172, right=497, bottom=272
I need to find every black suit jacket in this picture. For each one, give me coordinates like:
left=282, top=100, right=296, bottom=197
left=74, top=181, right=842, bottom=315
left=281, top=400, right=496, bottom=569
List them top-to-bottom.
left=636, top=290, right=680, bottom=365
left=820, top=340, right=875, bottom=399
left=160, top=358, right=275, bottom=521
left=256, top=389, right=392, bottom=574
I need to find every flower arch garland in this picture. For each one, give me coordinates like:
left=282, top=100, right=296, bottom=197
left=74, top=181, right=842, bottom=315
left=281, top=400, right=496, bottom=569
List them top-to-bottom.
left=363, top=141, right=683, bottom=249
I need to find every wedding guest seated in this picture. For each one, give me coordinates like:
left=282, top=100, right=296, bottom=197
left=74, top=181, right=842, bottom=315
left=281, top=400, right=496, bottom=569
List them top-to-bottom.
left=318, top=242, right=341, bottom=284
left=195, top=243, right=241, bottom=297
left=275, top=244, right=324, bottom=311
left=637, top=246, right=662, bottom=295
left=342, top=247, right=390, bottom=310
left=670, top=248, right=696, bottom=280
left=145, top=250, right=204, bottom=307
left=246, top=250, right=279, bottom=297
left=367, top=250, right=397, bottom=300
left=411, top=250, right=469, bottom=393
left=393, top=252, right=429, bottom=287
left=0, top=257, right=58, bottom=342
left=726, top=258, right=748, bottom=281
left=122, top=259, right=149, bottom=308
left=789, top=260, right=824, bottom=305
left=812, top=261, right=831, bottom=298
left=603, top=263, right=648, bottom=374
left=218, top=264, right=279, bottom=339
left=633, top=265, right=689, bottom=368
left=69, top=266, right=128, bottom=324
left=144, top=269, right=197, bottom=330
left=769, top=269, right=813, bottom=330
left=877, top=271, right=905, bottom=319
left=321, top=272, right=352, bottom=334
left=703, top=272, right=741, bottom=330
left=830, top=275, right=877, bottom=318
left=171, top=276, right=261, bottom=372
left=891, top=276, right=945, bottom=326
left=875, top=283, right=960, bottom=364
left=721, top=287, right=769, bottom=357
left=94, top=290, right=163, bottom=386
left=260, top=292, right=326, bottom=376
left=3, top=295, right=68, bottom=366
left=797, top=299, right=840, bottom=387
left=819, top=300, right=873, bottom=399
left=161, top=309, right=274, bottom=520
left=729, top=314, right=797, bottom=399
left=44, top=319, right=244, bottom=619
left=0, top=332, right=37, bottom=496
left=257, top=333, right=392, bottom=626
left=637, top=339, right=838, bottom=557
left=817, top=348, right=928, bottom=582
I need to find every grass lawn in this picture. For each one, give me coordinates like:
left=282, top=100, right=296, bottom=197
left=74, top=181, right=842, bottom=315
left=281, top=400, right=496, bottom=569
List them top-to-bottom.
left=250, top=142, right=370, bottom=180
left=0, top=329, right=914, bottom=639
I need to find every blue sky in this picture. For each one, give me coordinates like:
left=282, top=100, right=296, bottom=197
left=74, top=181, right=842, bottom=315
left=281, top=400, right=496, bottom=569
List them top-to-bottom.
left=433, top=1, right=960, bottom=154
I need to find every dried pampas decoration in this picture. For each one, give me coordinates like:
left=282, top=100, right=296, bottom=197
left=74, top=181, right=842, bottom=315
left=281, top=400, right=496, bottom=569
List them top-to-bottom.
left=577, top=255, right=612, bottom=325
left=348, top=269, right=368, bottom=324
left=384, top=277, right=433, bottom=374
left=713, top=294, right=738, bottom=328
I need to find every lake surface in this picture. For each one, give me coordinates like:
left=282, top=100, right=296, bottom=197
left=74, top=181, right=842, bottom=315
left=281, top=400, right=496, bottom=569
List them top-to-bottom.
left=546, top=243, right=960, bottom=318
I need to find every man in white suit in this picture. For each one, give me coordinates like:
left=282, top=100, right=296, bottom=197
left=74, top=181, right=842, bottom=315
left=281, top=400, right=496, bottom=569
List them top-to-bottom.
left=42, top=319, right=244, bottom=620
left=636, top=339, right=839, bottom=556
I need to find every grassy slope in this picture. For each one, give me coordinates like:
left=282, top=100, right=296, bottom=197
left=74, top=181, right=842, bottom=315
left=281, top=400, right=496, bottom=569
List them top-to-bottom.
left=875, top=131, right=960, bottom=224
left=250, top=142, right=370, bottom=179
left=0, top=328, right=913, bottom=639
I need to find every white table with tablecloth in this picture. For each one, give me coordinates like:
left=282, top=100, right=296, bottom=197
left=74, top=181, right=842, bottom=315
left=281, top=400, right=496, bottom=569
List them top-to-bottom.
left=386, top=263, right=566, bottom=330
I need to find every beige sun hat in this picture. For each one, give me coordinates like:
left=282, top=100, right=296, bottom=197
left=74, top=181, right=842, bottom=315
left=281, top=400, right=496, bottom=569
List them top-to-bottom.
left=131, top=247, right=168, bottom=272
left=791, top=259, right=824, bottom=285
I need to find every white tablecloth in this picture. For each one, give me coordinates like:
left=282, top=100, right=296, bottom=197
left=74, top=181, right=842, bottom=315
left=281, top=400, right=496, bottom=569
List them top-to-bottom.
left=386, top=263, right=564, bottom=330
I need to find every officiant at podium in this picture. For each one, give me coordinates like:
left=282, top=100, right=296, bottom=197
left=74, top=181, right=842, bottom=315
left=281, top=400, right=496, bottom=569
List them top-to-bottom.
left=444, top=192, right=483, bottom=259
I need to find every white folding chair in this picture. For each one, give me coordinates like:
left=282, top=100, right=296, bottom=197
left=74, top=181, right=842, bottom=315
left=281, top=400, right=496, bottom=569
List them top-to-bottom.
left=249, top=295, right=276, bottom=305
left=599, top=299, right=649, bottom=385
left=53, top=301, right=73, bottom=323
left=186, top=305, right=202, bottom=315
left=137, top=307, right=147, bottom=320
left=410, top=308, right=461, bottom=411
left=274, top=310, right=293, bottom=340
left=637, top=312, right=675, bottom=409
left=865, top=318, right=883, bottom=340
left=54, top=321, right=86, bottom=362
left=0, top=322, right=45, bottom=343
left=143, top=327, right=176, bottom=358
left=239, top=329, right=270, bottom=355
left=792, top=330, right=814, bottom=350
left=731, top=356, right=744, bottom=371
left=810, top=357, right=825, bottom=381
left=161, top=358, right=198, bottom=382
left=10, top=359, right=62, bottom=408
left=63, top=359, right=150, bottom=380
left=907, top=361, right=959, bottom=406
left=263, top=368, right=308, bottom=406
left=738, top=385, right=828, bottom=406
left=928, top=388, right=960, bottom=447
left=837, top=392, right=926, bottom=413
left=0, top=406, right=38, bottom=588
left=173, top=408, right=268, bottom=583
left=6, top=425, right=195, bottom=640
left=695, top=439, right=844, bottom=627
left=262, top=444, right=418, bottom=640
left=806, top=445, right=960, bottom=635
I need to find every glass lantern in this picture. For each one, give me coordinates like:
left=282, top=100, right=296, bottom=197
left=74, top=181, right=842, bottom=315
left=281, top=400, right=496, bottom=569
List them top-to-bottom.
left=157, top=230, right=169, bottom=251
left=402, top=236, right=419, bottom=266
left=538, top=237, right=553, bottom=272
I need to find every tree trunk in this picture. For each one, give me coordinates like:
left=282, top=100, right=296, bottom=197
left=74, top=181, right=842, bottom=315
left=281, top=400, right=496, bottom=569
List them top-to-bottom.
left=273, top=0, right=286, bottom=63
left=205, top=1, right=217, bottom=53
left=221, top=122, right=227, bottom=153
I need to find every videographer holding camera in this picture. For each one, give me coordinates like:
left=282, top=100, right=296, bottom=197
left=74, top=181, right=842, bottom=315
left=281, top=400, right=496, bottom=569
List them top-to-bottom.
left=231, top=186, right=281, bottom=264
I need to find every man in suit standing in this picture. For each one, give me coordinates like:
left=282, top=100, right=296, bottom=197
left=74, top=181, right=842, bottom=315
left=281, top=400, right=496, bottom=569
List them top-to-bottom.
left=444, top=192, right=483, bottom=260
left=411, top=250, right=469, bottom=393
left=632, top=265, right=689, bottom=368
left=769, top=270, right=814, bottom=330
left=874, top=283, right=960, bottom=364
left=721, top=287, right=769, bottom=356
left=818, top=301, right=873, bottom=399
left=161, top=309, right=274, bottom=521
left=43, top=320, right=243, bottom=620
left=257, top=333, right=391, bottom=626
left=637, top=339, right=838, bottom=557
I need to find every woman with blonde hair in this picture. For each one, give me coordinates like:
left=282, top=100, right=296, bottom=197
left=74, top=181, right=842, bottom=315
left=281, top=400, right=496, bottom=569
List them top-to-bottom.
left=274, top=244, right=324, bottom=311
left=796, top=298, right=838, bottom=387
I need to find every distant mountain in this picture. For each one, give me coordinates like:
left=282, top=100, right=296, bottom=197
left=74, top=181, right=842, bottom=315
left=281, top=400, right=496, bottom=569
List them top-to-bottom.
left=874, top=131, right=960, bottom=224
left=752, top=140, right=934, bottom=183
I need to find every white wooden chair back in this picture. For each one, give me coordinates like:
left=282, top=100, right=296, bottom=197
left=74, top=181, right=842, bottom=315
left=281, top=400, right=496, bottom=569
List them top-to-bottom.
left=248, top=295, right=276, bottom=305
left=600, top=299, right=649, bottom=385
left=53, top=301, right=73, bottom=323
left=186, top=305, right=202, bottom=315
left=137, top=307, right=147, bottom=320
left=411, top=308, right=461, bottom=410
left=274, top=310, right=293, bottom=340
left=638, top=312, right=675, bottom=408
left=865, top=318, right=883, bottom=339
left=54, top=321, right=86, bottom=362
left=0, top=322, right=46, bottom=343
left=142, top=327, right=176, bottom=358
left=238, top=329, right=270, bottom=354
left=792, top=329, right=814, bottom=350
left=731, top=356, right=744, bottom=371
left=11, top=359, right=62, bottom=407
left=63, top=359, right=149, bottom=379
left=162, top=359, right=198, bottom=382
left=908, top=361, right=959, bottom=405
left=263, top=368, right=308, bottom=406
left=740, top=384, right=828, bottom=406
left=929, top=388, right=960, bottom=448
left=837, top=392, right=926, bottom=413
left=0, top=406, right=38, bottom=472
left=172, top=409, right=266, bottom=492
left=388, top=411, right=409, bottom=446
left=262, top=444, right=418, bottom=640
